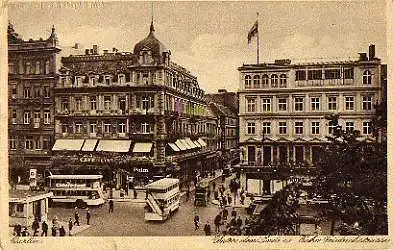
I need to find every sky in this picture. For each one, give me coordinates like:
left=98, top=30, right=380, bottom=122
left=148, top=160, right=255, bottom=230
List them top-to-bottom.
left=8, top=1, right=387, bottom=93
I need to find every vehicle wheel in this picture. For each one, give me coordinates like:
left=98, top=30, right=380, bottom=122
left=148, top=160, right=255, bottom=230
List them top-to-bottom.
left=76, top=199, right=87, bottom=209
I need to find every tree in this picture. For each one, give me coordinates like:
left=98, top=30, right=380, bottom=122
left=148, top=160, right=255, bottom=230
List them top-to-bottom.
left=312, top=114, right=387, bottom=235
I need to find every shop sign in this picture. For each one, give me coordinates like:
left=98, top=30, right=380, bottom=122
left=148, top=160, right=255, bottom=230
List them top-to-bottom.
left=134, top=167, right=149, bottom=173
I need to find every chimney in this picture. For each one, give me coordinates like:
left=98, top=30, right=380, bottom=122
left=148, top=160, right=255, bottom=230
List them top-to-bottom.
left=369, top=44, right=375, bottom=60
left=92, top=45, right=98, bottom=55
left=112, top=47, right=117, bottom=52
left=85, top=49, right=90, bottom=55
left=90, top=49, right=94, bottom=54
left=103, top=49, right=108, bottom=54
left=358, top=53, right=368, bottom=61
left=218, top=89, right=227, bottom=93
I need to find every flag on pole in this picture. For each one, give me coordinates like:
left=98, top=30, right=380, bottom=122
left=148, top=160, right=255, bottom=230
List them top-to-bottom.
left=247, top=21, right=258, bottom=44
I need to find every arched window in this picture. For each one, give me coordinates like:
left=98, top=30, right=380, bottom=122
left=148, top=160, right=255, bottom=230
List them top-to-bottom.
left=363, top=70, right=372, bottom=85
left=262, top=74, right=269, bottom=88
left=271, top=74, right=278, bottom=87
left=279, top=74, right=287, bottom=87
left=245, top=75, right=251, bottom=88
left=253, top=75, right=260, bottom=88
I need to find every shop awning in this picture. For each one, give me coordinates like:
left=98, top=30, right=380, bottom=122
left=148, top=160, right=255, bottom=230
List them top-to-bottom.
left=184, top=138, right=198, bottom=149
left=197, top=138, right=207, bottom=147
left=52, top=139, right=84, bottom=151
left=81, top=139, right=98, bottom=151
left=175, top=139, right=188, bottom=151
left=180, top=139, right=192, bottom=150
left=96, top=140, right=131, bottom=152
left=193, top=140, right=202, bottom=148
left=132, top=143, right=153, bottom=153
left=168, top=143, right=180, bottom=152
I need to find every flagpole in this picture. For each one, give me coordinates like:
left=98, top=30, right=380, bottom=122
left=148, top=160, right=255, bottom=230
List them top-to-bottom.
left=257, top=12, right=260, bottom=64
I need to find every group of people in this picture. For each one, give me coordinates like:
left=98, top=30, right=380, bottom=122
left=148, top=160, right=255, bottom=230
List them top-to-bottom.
left=13, top=207, right=91, bottom=237
left=213, top=208, right=245, bottom=235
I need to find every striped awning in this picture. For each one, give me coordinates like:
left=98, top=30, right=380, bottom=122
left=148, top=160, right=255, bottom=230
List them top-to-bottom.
left=184, top=138, right=198, bottom=149
left=197, top=138, right=207, bottom=147
left=52, top=139, right=84, bottom=151
left=81, top=139, right=98, bottom=151
left=175, top=139, right=188, bottom=151
left=180, top=139, right=193, bottom=150
left=96, top=140, right=132, bottom=152
left=193, top=140, right=202, bottom=148
left=132, top=143, right=153, bottom=153
left=168, top=143, right=180, bottom=152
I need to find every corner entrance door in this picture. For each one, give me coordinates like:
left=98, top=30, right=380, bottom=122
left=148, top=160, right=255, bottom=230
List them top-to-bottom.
left=247, top=146, right=256, bottom=166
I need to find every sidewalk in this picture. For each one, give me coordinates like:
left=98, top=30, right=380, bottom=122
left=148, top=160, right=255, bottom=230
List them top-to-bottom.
left=9, top=220, right=91, bottom=237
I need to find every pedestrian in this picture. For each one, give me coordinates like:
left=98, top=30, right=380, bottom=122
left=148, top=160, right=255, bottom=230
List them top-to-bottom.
left=186, top=186, right=190, bottom=202
left=133, top=188, right=138, bottom=199
left=214, top=190, right=219, bottom=201
left=240, top=192, right=245, bottom=205
left=227, top=193, right=232, bottom=205
left=109, top=199, right=114, bottom=213
left=74, top=208, right=80, bottom=226
left=86, top=208, right=91, bottom=225
left=223, top=208, right=228, bottom=221
left=214, top=213, right=222, bottom=234
left=194, top=214, right=200, bottom=230
left=32, top=217, right=39, bottom=236
left=68, top=217, right=73, bottom=236
left=236, top=217, right=243, bottom=228
left=41, top=220, right=48, bottom=236
left=204, top=221, right=211, bottom=236
left=14, top=224, right=22, bottom=236
left=51, top=226, right=57, bottom=236
left=59, top=226, right=66, bottom=236
left=21, top=227, right=29, bottom=237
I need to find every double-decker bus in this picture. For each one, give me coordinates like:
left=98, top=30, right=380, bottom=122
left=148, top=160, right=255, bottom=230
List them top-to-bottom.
left=47, top=174, right=105, bottom=208
left=144, top=178, right=180, bottom=221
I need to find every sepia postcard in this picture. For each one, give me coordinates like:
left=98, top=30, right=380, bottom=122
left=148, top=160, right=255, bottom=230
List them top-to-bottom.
left=0, top=0, right=392, bottom=249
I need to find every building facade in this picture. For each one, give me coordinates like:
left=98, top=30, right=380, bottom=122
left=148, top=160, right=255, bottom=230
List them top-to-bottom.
left=52, top=22, right=217, bottom=189
left=8, top=23, right=61, bottom=185
left=237, top=45, right=383, bottom=195
left=208, top=101, right=239, bottom=167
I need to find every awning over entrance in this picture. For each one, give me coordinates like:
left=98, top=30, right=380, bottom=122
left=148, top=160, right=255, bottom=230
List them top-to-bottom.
left=184, top=138, right=198, bottom=149
left=197, top=138, right=207, bottom=147
left=52, top=139, right=85, bottom=151
left=81, top=139, right=98, bottom=151
left=175, top=139, right=188, bottom=151
left=180, top=139, right=193, bottom=150
left=96, top=140, right=132, bottom=152
left=193, top=140, right=202, bottom=148
left=132, top=143, right=153, bottom=153
left=168, top=143, right=181, bottom=152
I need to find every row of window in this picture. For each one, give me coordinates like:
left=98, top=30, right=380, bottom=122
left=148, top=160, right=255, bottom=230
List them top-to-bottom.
left=8, top=60, right=51, bottom=75
left=243, top=69, right=372, bottom=88
left=60, top=71, right=204, bottom=99
left=245, top=74, right=287, bottom=89
left=13, top=86, right=51, bottom=99
left=58, top=94, right=205, bottom=116
left=246, top=95, right=374, bottom=113
left=16, top=111, right=51, bottom=125
left=61, top=120, right=132, bottom=134
left=246, top=121, right=372, bottom=136
left=9, top=136, right=51, bottom=150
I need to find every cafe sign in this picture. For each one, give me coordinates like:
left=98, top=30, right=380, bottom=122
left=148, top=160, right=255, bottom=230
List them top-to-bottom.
left=134, top=167, right=149, bottom=173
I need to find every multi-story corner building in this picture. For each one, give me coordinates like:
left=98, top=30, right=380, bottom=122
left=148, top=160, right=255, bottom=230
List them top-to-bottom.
left=52, top=21, right=217, bottom=189
left=8, top=23, right=61, bottom=185
left=237, top=45, right=383, bottom=195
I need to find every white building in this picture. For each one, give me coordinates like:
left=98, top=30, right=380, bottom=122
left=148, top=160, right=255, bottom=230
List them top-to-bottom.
left=237, top=45, right=383, bottom=195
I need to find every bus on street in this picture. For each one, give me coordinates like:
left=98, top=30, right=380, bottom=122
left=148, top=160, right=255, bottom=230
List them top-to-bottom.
left=47, top=174, right=105, bottom=208
left=144, top=178, right=180, bottom=221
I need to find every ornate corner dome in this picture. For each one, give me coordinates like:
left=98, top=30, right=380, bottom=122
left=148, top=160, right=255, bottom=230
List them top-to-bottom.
left=133, top=21, right=169, bottom=63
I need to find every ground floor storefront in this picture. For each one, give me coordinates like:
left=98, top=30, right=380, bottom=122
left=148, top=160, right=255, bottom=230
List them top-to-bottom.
left=239, top=142, right=325, bottom=167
